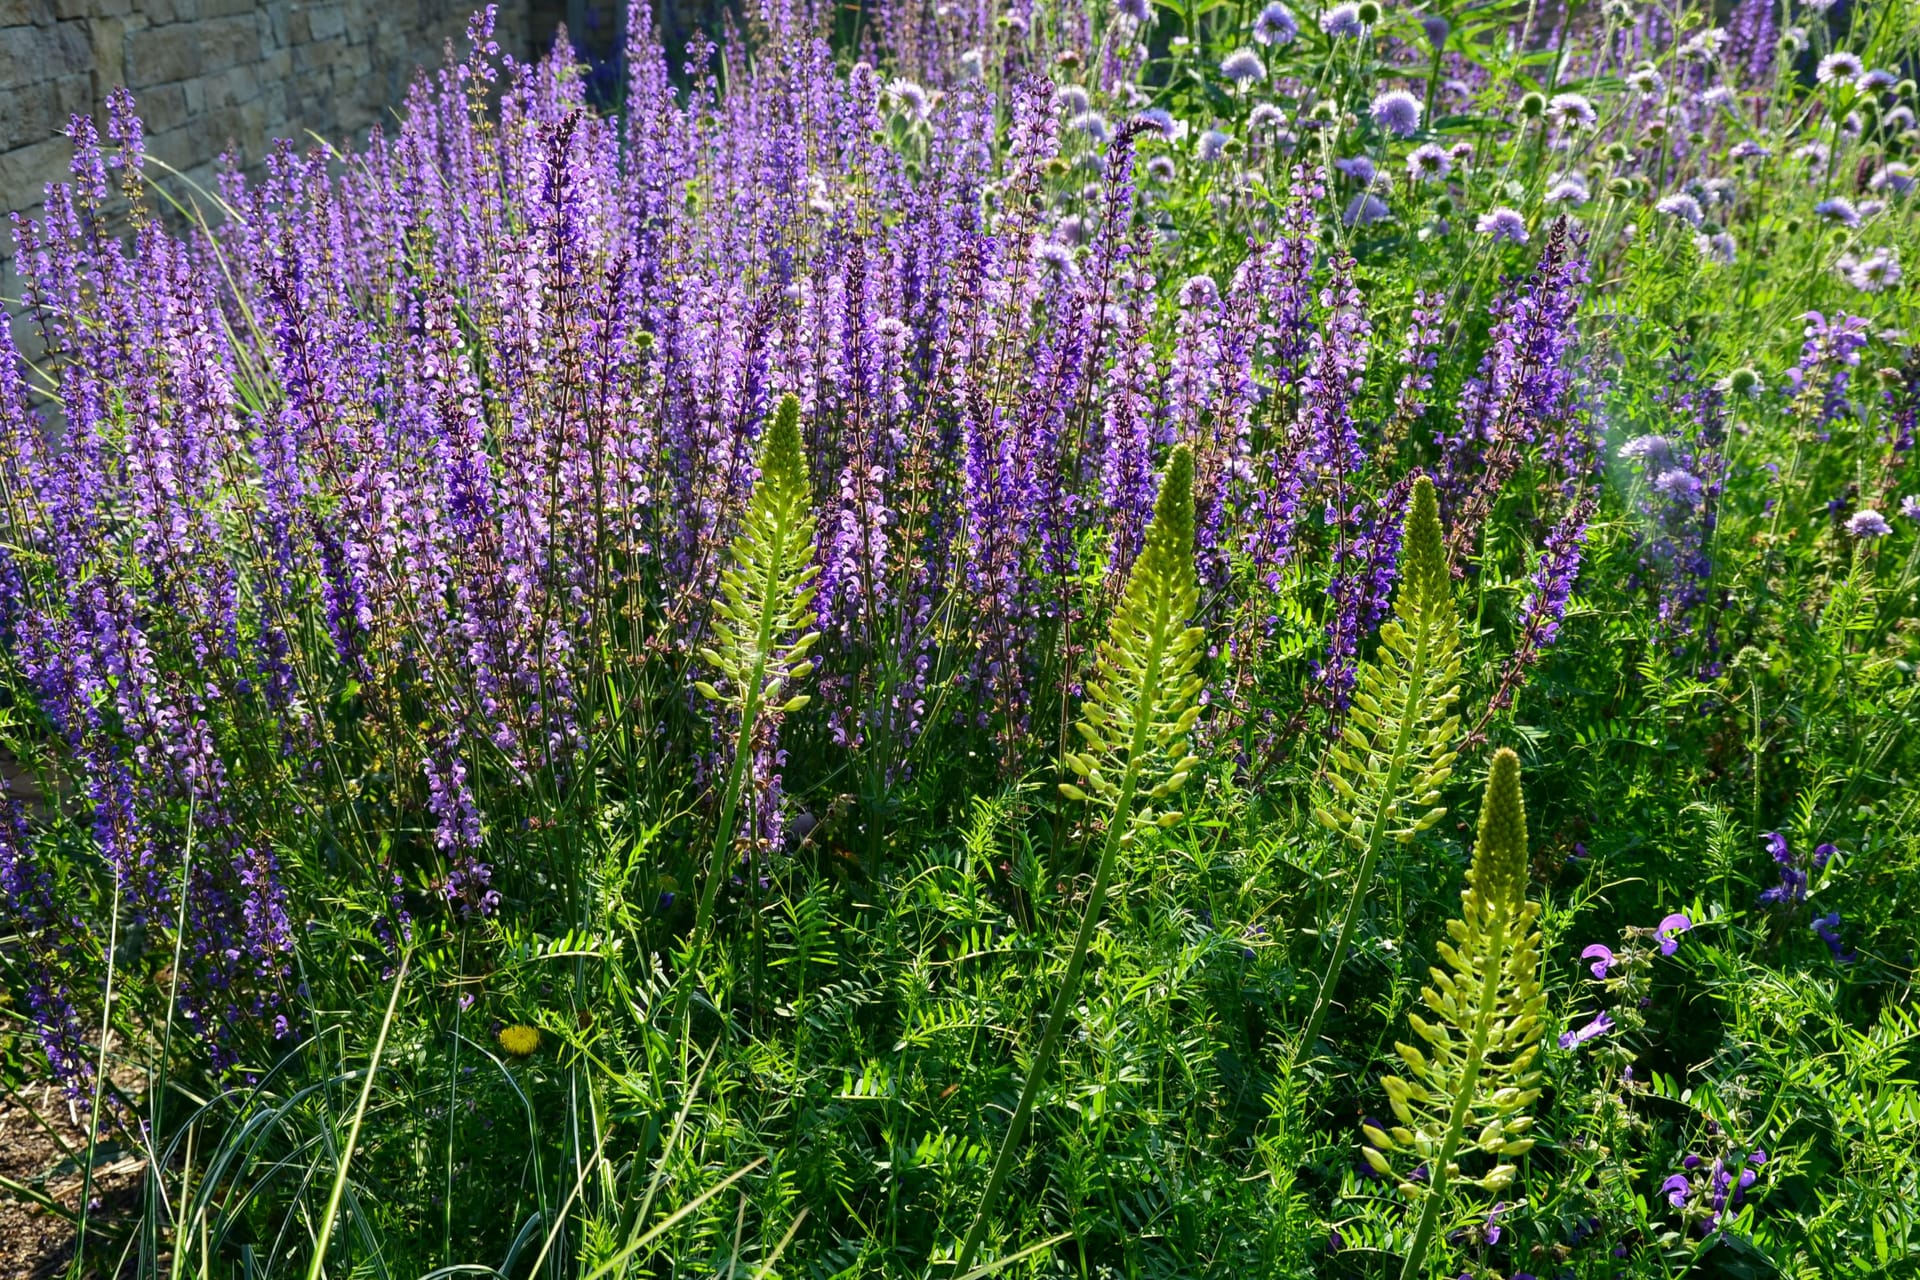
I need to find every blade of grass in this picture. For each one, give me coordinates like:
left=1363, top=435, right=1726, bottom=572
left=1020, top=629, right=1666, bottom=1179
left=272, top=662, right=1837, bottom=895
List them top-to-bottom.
left=304, top=948, right=410, bottom=1280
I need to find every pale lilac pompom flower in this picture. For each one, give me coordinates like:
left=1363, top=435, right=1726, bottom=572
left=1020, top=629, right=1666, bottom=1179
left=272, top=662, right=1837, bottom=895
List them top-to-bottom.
left=1253, top=2, right=1298, bottom=45
left=1320, top=3, right=1366, bottom=37
left=1220, top=48, right=1267, bottom=84
left=1816, top=51, right=1862, bottom=85
left=1371, top=89, right=1422, bottom=137
left=1547, top=92, right=1597, bottom=129
left=1407, top=143, right=1450, bottom=182
left=1655, top=193, right=1705, bottom=227
left=1814, top=197, right=1861, bottom=226
left=1476, top=206, right=1528, bottom=242
left=1846, top=509, right=1891, bottom=538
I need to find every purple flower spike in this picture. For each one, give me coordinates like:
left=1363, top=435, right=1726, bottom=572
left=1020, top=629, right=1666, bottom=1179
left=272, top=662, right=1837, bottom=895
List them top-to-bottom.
left=1656, top=913, right=1692, bottom=954
left=1581, top=943, right=1615, bottom=979
left=1662, top=1173, right=1692, bottom=1207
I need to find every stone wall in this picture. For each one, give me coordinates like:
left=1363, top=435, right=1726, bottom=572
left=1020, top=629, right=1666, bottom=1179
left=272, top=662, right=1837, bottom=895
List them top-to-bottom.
left=0, top=0, right=536, bottom=229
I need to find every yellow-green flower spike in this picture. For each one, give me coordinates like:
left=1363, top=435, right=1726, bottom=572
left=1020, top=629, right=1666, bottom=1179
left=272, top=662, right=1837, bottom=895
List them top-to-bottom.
left=686, top=393, right=821, bottom=982
left=1401, top=472, right=1449, bottom=620
left=1297, top=474, right=1463, bottom=1065
left=1469, top=747, right=1528, bottom=911
left=1363, top=751, right=1547, bottom=1280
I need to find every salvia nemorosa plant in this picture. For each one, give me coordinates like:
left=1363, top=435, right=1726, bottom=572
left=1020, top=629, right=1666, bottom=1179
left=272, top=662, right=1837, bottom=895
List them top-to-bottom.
left=954, top=443, right=1205, bottom=1274
left=1362, top=747, right=1546, bottom=1279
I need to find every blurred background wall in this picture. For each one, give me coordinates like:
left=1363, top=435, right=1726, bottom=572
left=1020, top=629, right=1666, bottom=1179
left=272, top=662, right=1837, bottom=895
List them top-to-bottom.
left=0, top=1, right=565, bottom=226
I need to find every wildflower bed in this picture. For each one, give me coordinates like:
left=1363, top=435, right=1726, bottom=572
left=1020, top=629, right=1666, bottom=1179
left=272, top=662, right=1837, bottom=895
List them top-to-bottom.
left=0, top=0, right=1917, bottom=1275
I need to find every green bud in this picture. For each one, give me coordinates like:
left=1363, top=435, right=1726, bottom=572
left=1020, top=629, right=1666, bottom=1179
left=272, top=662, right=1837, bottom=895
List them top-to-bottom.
left=1468, top=748, right=1529, bottom=910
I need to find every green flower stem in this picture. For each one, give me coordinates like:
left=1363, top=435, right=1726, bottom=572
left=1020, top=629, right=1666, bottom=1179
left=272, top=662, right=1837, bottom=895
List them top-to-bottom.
left=687, top=601, right=772, bottom=991
left=951, top=601, right=1166, bottom=1276
left=1399, top=902, right=1511, bottom=1280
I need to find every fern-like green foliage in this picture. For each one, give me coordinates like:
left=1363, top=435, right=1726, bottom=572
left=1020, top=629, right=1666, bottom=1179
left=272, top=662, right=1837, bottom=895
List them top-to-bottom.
left=688, top=394, right=820, bottom=964
left=952, top=444, right=1205, bottom=1275
left=1296, top=475, right=1462, bottom=1063
left=1363, top=748, right=1547, bottom=1279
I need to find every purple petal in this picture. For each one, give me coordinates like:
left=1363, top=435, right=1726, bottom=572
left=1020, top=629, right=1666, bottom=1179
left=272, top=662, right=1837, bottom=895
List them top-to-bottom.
left=1656, top=912, right=1691, bottom=954
left=1580, top=943, right=1614, bottom=979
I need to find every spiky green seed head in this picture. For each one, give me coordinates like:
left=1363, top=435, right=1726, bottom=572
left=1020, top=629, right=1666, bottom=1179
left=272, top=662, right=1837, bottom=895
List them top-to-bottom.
left=760, top=393, right=808, bottom=497
left=1141, top=443, right=1196, bottom=568
left=1402, top=475, right=1448, bottom=610
left=1469, top=748, right=1528, bottom=910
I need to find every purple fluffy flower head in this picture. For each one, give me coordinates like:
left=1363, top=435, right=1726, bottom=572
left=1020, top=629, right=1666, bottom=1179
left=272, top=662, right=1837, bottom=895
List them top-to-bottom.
left=1254, top=2, right=1298, bottom=45
left=1319, top=3, right=1366, bottom=37
left=1220, top=48, right=1267, bottom=84
left=1370, top=89, right=1422, bottom=137
left=1407, top=143, right=1450, bottom=182
left=1846, top=509, right=1891, bottom=538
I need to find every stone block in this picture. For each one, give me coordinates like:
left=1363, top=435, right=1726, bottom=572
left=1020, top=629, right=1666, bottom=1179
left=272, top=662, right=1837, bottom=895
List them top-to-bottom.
left=0, top=0, right=56, bottom=26
left=308, top=2, right=346, bottom=41
left=88, top=14, right=126, bottom=92
left=197, top=14, right=259, bottom=68
left=126, top=24, right=202, bottom=87
left=0, top=25, right=57, bottom=87
left=0, top=79, right=56, bottom=150
left=134, top=79, right=190, bottom=133
left=0, top=134, right=74, bottom=207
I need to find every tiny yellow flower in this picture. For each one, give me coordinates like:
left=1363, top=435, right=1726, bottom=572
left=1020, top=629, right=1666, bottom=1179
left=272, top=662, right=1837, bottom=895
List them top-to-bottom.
left=497, top=1024, right=541, bottom=1058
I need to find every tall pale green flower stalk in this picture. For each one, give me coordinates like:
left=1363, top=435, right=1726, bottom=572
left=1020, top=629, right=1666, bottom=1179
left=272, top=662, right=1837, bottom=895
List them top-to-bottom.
left=689, top=394, right=820, bottom=972
left=952, top=445, right=1206, bottom=1274
left=1297, top=475, right=1462, bottom=1064
left=1363, top=748, right=1546, bottom=1279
